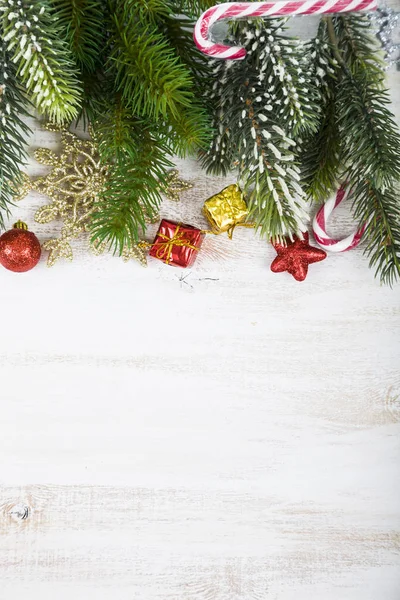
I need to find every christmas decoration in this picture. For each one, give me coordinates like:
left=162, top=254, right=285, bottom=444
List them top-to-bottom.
left=0, top=0, right=215, bottom=255
left=1, top=0, right=81, bottom=123
left=194, top=0, right=377, bottom=59
left=1, top=1, right=399, bottom=283
left=372, top=6, right=400, bottom=68
left=204, top=13, right=400, bottom=285
left=203, top=18, right=316, bottom=243
left=0, top=22, right=31, bottom=227
left=16, top=124, right=108, bottom=267
left=163, top=170, right=193, bottom=202
left=203, top=184, right=249, bottom=237
left=313, top=186, right=366, bottom=252
left=150, top=220, right=205, bottom=267
left=0, top=221, right=41, bottom=272
left=270, top=232, right=327, bottom=281
left=91, top=237, right=149, bottom=267
left=121, top=242, right=149, bottom=267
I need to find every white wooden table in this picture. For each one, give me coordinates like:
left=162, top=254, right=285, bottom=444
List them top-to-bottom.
left=1, top=16, right=400, bottom=600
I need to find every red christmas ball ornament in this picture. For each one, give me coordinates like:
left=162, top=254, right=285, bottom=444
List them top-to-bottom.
left=0, top=221, right=41, bottom=273
left=270, top=232, right=327, bottom=281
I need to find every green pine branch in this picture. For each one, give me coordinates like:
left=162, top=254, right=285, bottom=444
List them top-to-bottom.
left=1, top=0, right=82, bottom=123
left=50, top=0, right=106, bottom=74
left=83, top=0, right=213, bottom=252
left=107, top=0, right=194, bottom=121
left=332, top=13, right=384, bottom=78
left=160, top=14, right=210, bottom=81
left=330, top=15, right=400, bottom=284
left=301, top=20, right=341, bottom=202
left=0, top=25, right=31, bottom=229
left=337, top=69, right=400, bottom=188
left=301, top=93, right=341, bottom=203
left=91, top=111, right=173, bottom=251
left=353, top=182, right=400, bottom=287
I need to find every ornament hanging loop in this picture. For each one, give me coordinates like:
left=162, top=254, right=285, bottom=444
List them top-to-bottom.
left=194, top=0, right=378, bottom=60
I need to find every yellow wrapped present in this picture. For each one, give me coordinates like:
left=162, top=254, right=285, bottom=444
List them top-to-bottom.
left=203, top=184, right=249, bottom=237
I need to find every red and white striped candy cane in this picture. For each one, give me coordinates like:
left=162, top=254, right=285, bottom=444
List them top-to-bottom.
left=194, top=0, right=377, bottom=59
left=312, top=186, right=366, bottom=252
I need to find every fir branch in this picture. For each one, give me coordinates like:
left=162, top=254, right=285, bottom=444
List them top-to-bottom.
left=1, top=0, right=82, bottom=123
left=51, top=0, right=106, bottom=74
left=107, top=0, right=194, bottom=121
left=130, top=0, right=171, bottom=24
left=332, top=13, right=384, bottom=78
left=160, top=14, right=210, bottom=81
left=332, top=15, right=400, bottom=284
left=301, top=20, right=341, bottom=202
left=241, top=21, right=320, bottom=138
left=0, top=26, right=31, bottom=228
left=337, top=70, right=400, bottom=188
left=301, top=93, right=341, bottom=203
left=166, top=104, right=211, bottom=156
left=91, top=116, right=173, bottom=251
left=352, top=181, right=400, bottom=286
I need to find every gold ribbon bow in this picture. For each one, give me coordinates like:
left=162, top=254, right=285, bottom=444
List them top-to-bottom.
left=154, top=224, right=200, bottom=264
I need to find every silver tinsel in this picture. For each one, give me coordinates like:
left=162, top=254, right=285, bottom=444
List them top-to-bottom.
left=370, top=6, right=400, bottom=70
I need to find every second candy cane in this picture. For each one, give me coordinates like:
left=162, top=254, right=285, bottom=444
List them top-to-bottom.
left=194, top=0, right=378, bottom=60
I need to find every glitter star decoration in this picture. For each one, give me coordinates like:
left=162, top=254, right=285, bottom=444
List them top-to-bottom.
left=16, top=123, right=108, bottom=266
left=163, top=169, right=193, bottom=202
left=270, top=232, right=327, bottom=281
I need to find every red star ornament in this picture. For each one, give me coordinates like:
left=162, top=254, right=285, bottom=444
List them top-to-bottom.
left=270, top=232, right=327, bottom=281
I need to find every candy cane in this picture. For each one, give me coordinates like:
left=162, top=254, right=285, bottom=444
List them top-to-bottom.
left=194, top=0, right=378, bottom=59
left=312, top=186, right=366, bottom=252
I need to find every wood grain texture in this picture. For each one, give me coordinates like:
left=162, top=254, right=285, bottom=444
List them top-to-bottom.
left=1, top=14, right=400, bottom=599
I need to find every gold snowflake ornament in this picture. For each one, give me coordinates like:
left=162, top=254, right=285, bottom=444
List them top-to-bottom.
left=17, top=123, right=108, bottom=266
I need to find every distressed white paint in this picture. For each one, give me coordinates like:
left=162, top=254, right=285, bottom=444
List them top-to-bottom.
left=1, top=14, right=400, bottom=600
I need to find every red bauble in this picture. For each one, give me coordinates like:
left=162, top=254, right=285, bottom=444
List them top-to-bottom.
left=0, top=221, right=41, bottom=273
left=270, top=232, right=327, bottom=281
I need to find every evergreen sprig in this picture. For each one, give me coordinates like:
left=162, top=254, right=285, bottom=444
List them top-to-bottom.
left=0, top=0, right=82, bottom=123
left=51, top=0, right=106, bottom=74
left=83, top=0, right=212, bottom=251
left=108, top=0, right=194, bottom=120
left=331, top=15, right=400, bottom=284
left=301, top=20, right=341, bottom=202
left=0, top=24, right=31, bottom=229
left=91, top=113, right=173, bottom=249
left=353, top=181, right=400, bottom=287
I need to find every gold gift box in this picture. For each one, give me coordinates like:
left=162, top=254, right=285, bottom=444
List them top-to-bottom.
left=203, top=184, right=248, bottom=235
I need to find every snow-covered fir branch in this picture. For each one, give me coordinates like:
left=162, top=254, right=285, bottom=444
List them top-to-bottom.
left=1, top=0, right=81, bottom=123
left=202, top=20, right=318, bottom=240
left=242, top=20, right=319, bottom=138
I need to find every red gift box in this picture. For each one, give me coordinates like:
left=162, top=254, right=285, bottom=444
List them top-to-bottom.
left=150, top=219, right=205, bottom=267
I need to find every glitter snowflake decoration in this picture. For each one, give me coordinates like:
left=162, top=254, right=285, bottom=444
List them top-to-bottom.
left=16, top=123, right=108, bottom=266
